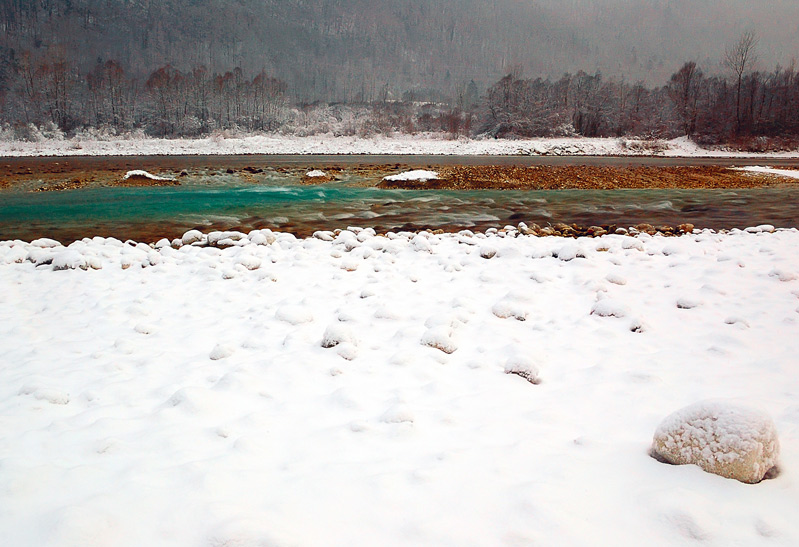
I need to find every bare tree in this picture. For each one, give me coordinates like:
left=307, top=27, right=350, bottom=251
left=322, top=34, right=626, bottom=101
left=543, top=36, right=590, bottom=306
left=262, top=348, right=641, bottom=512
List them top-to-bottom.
left=724, top=31, right=759, bottom=134
left=667, top=61, right=703, bottom=136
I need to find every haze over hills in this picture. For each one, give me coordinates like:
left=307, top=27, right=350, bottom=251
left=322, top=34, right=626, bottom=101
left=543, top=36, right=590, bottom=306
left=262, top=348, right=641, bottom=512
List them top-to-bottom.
left=2, top=0, right=798, bottom=102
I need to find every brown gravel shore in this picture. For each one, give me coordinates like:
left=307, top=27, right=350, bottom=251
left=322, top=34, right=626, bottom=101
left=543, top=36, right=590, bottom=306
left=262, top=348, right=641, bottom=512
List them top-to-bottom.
left=1, top=157, right=797, bottom=192
left=378, top=165, right=798, bottom=190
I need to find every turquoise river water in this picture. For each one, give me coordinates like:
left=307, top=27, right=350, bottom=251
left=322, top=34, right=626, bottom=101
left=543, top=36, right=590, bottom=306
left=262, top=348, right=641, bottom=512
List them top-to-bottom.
left=2, top=180, right=799, bottom=243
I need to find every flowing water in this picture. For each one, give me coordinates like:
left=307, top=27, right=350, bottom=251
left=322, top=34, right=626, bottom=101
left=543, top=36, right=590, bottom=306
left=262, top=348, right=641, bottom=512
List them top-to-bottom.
left=2, top=177, right=799, bottom=243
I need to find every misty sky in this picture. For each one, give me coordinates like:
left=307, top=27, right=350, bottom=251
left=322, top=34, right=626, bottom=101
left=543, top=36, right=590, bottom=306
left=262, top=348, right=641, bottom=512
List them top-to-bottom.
left=2, top=0, right=798, bottom=101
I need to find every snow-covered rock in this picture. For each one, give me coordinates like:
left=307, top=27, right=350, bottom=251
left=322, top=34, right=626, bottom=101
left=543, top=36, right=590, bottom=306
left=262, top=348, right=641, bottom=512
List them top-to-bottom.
left=383, top=169, right=440, bottom=182
left=123, top=170, right=175, bottom=181
left=181, top=230, right=204, bottom=245
left=30, top=238, right=61, bottom=248
left=479, top=245, right=498, bottom=259
left=51, top=250, right=88, bottom=271
left=590, top=298, right=629, bottom=318
left=321, top=323, right=358, bottom=349
left=421, top=326, right=457, bottom=354
left=504, top=356, right=541, bottom=384
left=652, top=401, right=780, bottom=484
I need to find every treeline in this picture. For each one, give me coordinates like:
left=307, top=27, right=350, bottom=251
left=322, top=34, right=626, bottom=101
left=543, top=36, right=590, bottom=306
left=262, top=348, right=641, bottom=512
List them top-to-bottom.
left=0, top=52, right=476, bottom=138
left=2, top=52, right=799, bottom=146
left=5, top=52, right=288, bottom=136
left=477, top=61, right=799, bottom=145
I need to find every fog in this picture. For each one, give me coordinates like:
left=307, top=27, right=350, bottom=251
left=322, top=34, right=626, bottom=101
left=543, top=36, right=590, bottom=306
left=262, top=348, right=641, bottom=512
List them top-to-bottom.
left=2, top=0, right=797, bottom=102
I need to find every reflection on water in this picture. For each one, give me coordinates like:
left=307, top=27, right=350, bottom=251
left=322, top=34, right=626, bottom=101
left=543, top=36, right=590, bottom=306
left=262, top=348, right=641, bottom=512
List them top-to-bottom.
left=1, top=182, right=799, bottom=243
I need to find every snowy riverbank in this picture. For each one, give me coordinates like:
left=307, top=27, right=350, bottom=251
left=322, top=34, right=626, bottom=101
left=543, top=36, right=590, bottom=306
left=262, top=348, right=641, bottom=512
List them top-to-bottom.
left=2, top=134, right=799, bottom=158
left=1, top=227, right=798, bottom=545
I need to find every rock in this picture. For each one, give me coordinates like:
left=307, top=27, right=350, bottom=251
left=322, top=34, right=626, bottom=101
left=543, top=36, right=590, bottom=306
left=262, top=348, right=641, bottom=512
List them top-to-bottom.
left=553, top=222, right=574, bottom=236
left=678, top=223, right=695, bottom=234
left=587, top=226, right=607, bottom=237
left=181, top=230, right=204, bottom=245
left=313, top=230, right=335, bottom=242
left=207, top=231, right=246, bottom=247
left=31, top=237, right=61, bottom=248
left=553, top=243, right=585, bottom=261
left=479, top=245, right=497, bottom=259
left=52, top=250, right=88, bottom=271
left=590, top=298, right=629, bottom=318
left=491, top=299, right=528, bottom=321
left=321, top=323, right=358, bottom=348
left=421, top=326, right=457, bottom=354
left=504, top=356, right=541, bottom=384
left=651, top=401, right=779, bottom=484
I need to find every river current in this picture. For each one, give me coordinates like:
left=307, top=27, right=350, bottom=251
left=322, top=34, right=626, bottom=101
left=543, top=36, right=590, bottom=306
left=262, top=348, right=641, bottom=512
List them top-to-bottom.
left=2, top=178, right=799, bottom=243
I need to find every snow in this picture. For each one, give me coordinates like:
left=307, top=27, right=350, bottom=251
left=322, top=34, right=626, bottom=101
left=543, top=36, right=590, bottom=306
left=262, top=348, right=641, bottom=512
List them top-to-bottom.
left=2, top=134, right=799, bottom=157
left=736, top=166, right=799, bottom=179
left=305, top=169, right=327, bottom=177
left=383, top=169, right=440, bottom=182
left=122, top=170, right=176, bottom=181
left=1, top=228, right=799, bottom=544
left=652, top=400, right=780, bottom=483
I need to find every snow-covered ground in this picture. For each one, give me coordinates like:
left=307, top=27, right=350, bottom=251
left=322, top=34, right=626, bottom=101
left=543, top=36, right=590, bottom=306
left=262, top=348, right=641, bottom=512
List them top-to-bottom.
left=1, top=133, right=799, bottom=157
left=736, top=166, right=799, bottom=179
left=1, top=226, right=798, bottom=545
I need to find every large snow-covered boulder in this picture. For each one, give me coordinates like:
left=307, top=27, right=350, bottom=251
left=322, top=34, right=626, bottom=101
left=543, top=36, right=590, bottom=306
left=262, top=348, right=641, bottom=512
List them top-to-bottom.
left=651, top=401, right=779, bottom=484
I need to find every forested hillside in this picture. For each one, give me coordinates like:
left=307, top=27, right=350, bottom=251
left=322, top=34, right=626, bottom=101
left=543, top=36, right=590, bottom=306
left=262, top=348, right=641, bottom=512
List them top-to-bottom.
left=1, top=0, right=798, bottom=144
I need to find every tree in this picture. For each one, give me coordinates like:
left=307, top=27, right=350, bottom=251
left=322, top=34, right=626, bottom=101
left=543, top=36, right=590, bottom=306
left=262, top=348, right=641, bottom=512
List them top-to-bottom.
left=724, top=31, right=758, bottom=134
left=667, top=61, right=703, bottom=136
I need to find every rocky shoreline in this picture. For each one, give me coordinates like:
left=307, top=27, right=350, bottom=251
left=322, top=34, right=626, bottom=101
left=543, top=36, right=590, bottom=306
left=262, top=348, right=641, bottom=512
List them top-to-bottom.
left=1, top=158, right=798, bottom=192
left=378, top=165, right=797, bottom=190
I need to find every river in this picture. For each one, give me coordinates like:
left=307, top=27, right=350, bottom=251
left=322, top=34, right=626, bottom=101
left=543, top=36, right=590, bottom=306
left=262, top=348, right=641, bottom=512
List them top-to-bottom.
left=1, top=155, right=798, bottom=242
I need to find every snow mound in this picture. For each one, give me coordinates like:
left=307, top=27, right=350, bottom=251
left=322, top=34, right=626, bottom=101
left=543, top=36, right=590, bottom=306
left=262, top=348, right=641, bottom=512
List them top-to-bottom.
left=123, top=170, right=175, bottom=181
left=305, top=170, right=327, bottom=178
left=383, top=170, right=440, bottom=182
left=181, top=230, right=204, bottom=245
left=30, top=238, right=61, bottom=248
left=553, top=243, right=586, bottom=261
left=479, top=245, right=498, bottom=259
left=52, top=250, right=88, bottom=271
left=769, top=268, right=797, bottom=282
left=605, top=272, right=627, bottom=285
left=676, top=297, right=703, bottom=309
left=590, top=298, right=629, bottom=318
left=491, top=299, right=528, bottom=321
left=275, top=305, right=314, bottom=325
left=321, top=323, right=358, bottom=348
left=421, top=326, right=457, bottom=354
left=209, top=344, right=235, bottom=360
left=504, top=356, right=541, bottom=384
left=652, top=401, right=780, bottom=484
left=381, top=402, right=415, bottom=424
